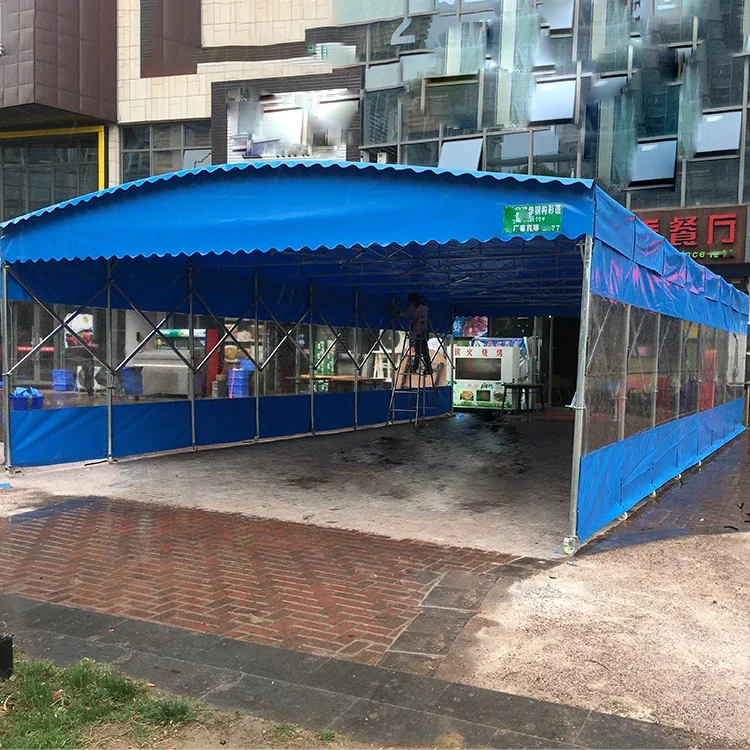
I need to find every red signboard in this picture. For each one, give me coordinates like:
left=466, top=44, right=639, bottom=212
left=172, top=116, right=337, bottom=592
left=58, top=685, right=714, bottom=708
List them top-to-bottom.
left=635, top=206, right=748, bottom=265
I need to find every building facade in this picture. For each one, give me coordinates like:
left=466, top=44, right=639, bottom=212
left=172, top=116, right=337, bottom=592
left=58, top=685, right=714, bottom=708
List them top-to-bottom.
left=1, top=0, right=750, bottom=270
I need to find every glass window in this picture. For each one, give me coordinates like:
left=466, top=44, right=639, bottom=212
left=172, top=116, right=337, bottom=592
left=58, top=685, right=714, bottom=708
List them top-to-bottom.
left=334, top=0, right=404, bottom=24
left=409, top=0, right=432, bottom=12
left=539, top=0, right=575, bottom=30
left=702, top=42, right=745, bottom=108
left=402, top=52, right=437, bottom=81
left=366, top=62, right=401, bottom=89
left=529, top=78, right=576, bottom=123
left=425, top=81, right=479, bottom=136
left=363, top=89, right=400, bottom=145
left=401, top=95, right=440, bottom=141
left=694, top=111, right=742, bottom=155
left=184, top=121, right=212, bottom=147
left=121, top=122, right=212, bottom=183
left=153, top=123, right=183, bottom=150
left=533, top=125, right=577, bottom=177
left=122, top=126, right=150, bottom=150
left=486, top=132, right=530, bottom=174
left=0, top=136, right=98, bottom=221
left=438, top=137, right=483, bottom=170
left=403, top=140, right=440, bottom=166
left=631, top=140, right=678, bottom=184
left=29, top=146, right=53, bottom=165
left=183, top=149, right=212, bottom=170
left=153, top=151, right=182, bottom=175
left=122, top=152, right=151, bottom=182
left=685, top=159, right=740, bottom=206
left=53, top=166, right=79, bottom=203
left=3, top=167, right=26, bottom=219
left=28, top=169, right=52, bottom=211
left=628, top=187, right=681, bottom=210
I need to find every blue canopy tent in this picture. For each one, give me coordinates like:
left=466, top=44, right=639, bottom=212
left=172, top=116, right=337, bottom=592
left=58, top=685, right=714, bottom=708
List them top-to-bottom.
left=0, top=160, right=746, bottom=550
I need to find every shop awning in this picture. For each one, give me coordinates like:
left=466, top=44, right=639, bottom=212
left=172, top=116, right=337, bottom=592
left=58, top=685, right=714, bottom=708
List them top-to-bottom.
left=0, top=160, right=746, bottom=330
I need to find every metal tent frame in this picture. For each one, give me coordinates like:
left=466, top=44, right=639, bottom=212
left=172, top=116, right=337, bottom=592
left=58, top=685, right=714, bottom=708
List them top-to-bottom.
left=0, top=160, right=746, bottom=551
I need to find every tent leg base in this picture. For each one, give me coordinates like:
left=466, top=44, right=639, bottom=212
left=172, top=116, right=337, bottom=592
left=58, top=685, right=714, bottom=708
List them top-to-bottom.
left=4, top=465, right=17, bottom=477
left=562, top=535, right=578, bottom=556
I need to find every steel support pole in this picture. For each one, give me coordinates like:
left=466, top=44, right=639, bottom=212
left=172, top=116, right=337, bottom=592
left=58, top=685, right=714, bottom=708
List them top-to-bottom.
left=566, top=236, right=593, bottom=554
left=106, top=261, right=114, bottom=461
left=188, top=261, right=196, bottom=450
left=2, top=264, right=12, bottom=472
left=254, top=270, right=261, bottom=440
left=309, top=281, right=315, bottom=435
left=354, top=289, right=359, bottom=429
left=618, top=304, right=632, bottom=442
left=449, top=306, right=455, bottom=416
left=652, top=314, right=661, bottom=430
left=547, top=316, right=555, bottom=407
left=675, top=322, right=684, bottom=421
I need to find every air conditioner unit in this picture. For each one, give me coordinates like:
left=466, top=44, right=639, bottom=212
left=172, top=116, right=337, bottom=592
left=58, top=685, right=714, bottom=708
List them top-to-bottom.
left=75, top=365, right=107, bottom=393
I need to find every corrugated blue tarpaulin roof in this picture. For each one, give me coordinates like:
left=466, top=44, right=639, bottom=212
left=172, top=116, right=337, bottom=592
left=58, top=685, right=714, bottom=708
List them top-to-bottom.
left=0, top=160, right=746, bottom=332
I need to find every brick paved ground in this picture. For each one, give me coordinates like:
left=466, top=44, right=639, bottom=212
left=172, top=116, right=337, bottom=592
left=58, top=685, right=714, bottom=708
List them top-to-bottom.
left=3, top=413, right=574, bottom=557
left=589, top=430, right=750, bottom=553
left=0, top=499, right=513, bottom=665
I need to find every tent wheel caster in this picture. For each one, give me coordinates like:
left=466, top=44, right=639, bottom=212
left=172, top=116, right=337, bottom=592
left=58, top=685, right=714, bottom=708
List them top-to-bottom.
left=4, top=466, right=17, bottom=477
left=676, top=473, right=682, bottom=480
left=650, top=491, right=657, bottom=499
left=619, top=512, right=628, bottom=522
left=562, top=536, right=578, bottom=556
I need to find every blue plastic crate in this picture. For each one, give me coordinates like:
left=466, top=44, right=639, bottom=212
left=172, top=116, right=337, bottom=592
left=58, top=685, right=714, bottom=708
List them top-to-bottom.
left=119, top=367, right=143, bottom=395
left=52, top=369, right=76, bottom=392
left=227, top=369, right=250, bottom=398
left=10, top=391, right=44, bottom=411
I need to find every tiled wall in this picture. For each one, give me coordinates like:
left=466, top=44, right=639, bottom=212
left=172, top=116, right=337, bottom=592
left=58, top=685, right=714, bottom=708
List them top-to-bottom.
left=117, top=0, right=331, bottom=123
left=201, top=0, right=332, bottom=47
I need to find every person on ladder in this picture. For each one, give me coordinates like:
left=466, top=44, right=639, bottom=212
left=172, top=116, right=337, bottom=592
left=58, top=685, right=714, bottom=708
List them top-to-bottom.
left=397, top=292, right=432, bottom=376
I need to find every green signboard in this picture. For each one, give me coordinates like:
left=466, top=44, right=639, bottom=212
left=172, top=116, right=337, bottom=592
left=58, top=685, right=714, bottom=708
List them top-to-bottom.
left=504, top=203, right=564, bottom=235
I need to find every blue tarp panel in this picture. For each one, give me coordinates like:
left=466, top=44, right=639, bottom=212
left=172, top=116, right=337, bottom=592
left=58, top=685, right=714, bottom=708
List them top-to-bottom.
left=0, top=162, right=595, bottom=263
left=591, top=238, right=747, bottom=334
left=8, top=389, right=453, bottom=467
left=357, top=391, right=393, bottom=427
left=315, top=392, right=357, bottom=433
left=258, top=395, right=312, bottom=439
left=196, top=398, right=255, bottom=446
left=577, top=398, right=745, bottom=541
left=112, top=401, right=191, bottom=458
left=11, top=406, right=107, bottom=466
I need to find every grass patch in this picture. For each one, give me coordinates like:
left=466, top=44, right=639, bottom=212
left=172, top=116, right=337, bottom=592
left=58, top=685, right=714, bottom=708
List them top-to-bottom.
left=0, top=657, right=195, bottom=749
left=271, top=723, right=299, bottom=740
left=318, top=730, right=338, bottom=742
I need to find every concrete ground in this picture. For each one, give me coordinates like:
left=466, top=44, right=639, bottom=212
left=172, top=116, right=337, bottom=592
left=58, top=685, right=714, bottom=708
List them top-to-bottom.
left=0, top=411, right=574, bottom=557
left=437, top=530, right=750, bottom=744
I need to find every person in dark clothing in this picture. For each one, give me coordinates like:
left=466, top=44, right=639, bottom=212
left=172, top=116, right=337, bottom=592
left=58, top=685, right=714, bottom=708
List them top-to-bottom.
left=397, top=292, right=432, bottom=375
left=82, top=354, right=96, bottom=397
